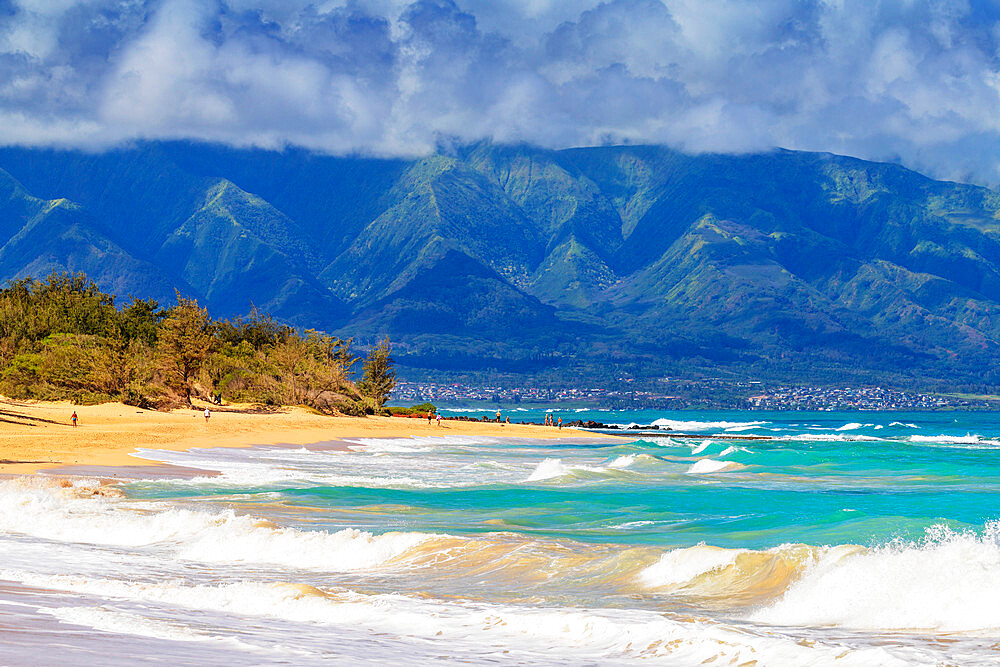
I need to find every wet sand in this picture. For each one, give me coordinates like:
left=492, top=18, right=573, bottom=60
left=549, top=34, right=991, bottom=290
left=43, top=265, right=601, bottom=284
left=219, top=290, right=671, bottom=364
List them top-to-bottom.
left=0, top=398, right=607, bottom=475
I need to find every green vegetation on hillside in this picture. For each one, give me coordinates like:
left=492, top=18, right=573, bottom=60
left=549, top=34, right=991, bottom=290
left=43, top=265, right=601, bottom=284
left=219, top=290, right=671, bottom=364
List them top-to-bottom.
left=7, top=141, right=1000, bottom=390
left=0, top=273, right=389, bottom=412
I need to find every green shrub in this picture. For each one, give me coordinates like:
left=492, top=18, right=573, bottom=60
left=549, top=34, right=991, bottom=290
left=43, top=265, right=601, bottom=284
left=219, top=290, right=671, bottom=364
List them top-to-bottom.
left=0, top=272, right=371, bottom=412
left=388, top=402, right=437, bottom=416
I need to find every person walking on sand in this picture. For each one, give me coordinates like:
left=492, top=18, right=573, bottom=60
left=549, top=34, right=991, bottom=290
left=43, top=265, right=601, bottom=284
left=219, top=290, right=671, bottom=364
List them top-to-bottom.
left=204, top=408, right=211, bottom=422
left=427, top=410, right=433, bottom=425
left=71, top=411, right=77, bottom=427
left=436, top=412, right=443, bottom=427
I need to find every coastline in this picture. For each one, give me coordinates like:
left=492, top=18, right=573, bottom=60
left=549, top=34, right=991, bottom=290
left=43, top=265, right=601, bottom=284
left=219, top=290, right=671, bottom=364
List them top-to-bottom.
left=0, top=398, right=610, bottom=476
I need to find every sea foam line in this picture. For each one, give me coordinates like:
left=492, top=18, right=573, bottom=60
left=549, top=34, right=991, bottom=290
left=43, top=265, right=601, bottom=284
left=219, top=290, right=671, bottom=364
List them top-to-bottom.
left=0, top=478, right=432, bottom=571
left=2, top=570, right=915, bottom=666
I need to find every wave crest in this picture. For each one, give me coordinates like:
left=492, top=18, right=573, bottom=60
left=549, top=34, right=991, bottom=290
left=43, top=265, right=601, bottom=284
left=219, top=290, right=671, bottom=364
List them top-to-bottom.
left=0, top=478, right=431, bottom=571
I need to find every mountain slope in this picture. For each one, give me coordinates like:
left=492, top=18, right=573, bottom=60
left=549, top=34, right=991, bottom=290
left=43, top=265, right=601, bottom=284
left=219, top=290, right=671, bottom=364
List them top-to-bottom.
left=2, top=142, right=1000, bottom=386
left=322, top=156, right=545, bottom=305
left=0, top=170, right=177, bottom=301
left=155, top=179, right=348, bottom=327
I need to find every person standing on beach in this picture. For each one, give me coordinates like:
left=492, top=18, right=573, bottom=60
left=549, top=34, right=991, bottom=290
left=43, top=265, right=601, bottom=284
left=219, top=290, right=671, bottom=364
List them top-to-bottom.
left=204, top=408, right=211, bottom=422
left=496, top=409, right=501, bottom=423
left=427, top=410, right=433, bottom=425
left=71, top=411, right=77, bottom=427
left=436, top=412, right=443, bottom=427
left=557, top=417, right=562, bottom=429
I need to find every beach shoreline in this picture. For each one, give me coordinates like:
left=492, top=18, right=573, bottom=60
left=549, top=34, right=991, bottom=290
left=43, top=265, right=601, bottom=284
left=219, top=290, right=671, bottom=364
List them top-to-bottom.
left=0, top=398, right=611, bottom=476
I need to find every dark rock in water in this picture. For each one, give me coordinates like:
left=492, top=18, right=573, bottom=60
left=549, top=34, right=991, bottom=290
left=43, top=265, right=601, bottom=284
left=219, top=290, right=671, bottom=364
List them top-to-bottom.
left=537, top=419, right=675, bottom=431
left=561, top=419, right=629, bottom=430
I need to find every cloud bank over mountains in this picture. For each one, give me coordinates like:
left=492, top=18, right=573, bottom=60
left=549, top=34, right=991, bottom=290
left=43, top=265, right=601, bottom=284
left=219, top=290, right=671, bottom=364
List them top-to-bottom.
left=4, top=0, right=1000, bottom=185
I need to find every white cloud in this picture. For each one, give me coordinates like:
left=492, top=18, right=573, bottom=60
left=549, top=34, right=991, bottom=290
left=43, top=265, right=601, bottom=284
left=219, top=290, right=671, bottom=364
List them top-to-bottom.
left=2, top=0, right=1000, bottom=184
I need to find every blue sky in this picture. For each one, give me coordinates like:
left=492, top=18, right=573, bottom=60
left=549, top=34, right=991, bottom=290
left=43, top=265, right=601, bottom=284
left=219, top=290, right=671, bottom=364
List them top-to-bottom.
left=4, top=0, right=1000, bottom=184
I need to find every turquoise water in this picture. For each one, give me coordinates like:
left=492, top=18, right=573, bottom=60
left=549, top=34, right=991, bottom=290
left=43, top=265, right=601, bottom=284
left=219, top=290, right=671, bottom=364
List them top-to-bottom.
left=5, top=409, right=1000, bottom=664
left=130, top=410, right=1000, bottom=548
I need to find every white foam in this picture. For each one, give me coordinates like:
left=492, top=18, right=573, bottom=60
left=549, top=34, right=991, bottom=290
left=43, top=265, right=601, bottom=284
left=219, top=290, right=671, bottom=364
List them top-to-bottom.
left=651, top=419, right=767, bottom=431
left=610, top=420, right=768, bottom=432
left=836, top=422, right=872, bottom=431
left=775, top=433, right=884, bottom=442
left=909, top=434, right=1000, bottom=446
left=345, top=435, right=497, bottom=453
left=691, top=440, right=712, bottom=455
left=133, top=444, right=515, bottom=491
left=717, top=445, right=750, bottom=457
left=133, top=449, right=433, bottom=488
left=607, top=454, right=636, bottom=469
left=523, top=458, right=610, bottom=481
left=525, top=458, right=570, bottom=481
left=686, top=459, right=738, bottom=474
left=0, top=479, right=431, bottom=571
left=612, top=520, right=658, bottom=529
left=753, top=522, right=1000, bottom=632
left=639, top=544, right=746, bottom=589
left=3, top=570, right=916, bottom=666
left=44, top=606, right=286, bottom=656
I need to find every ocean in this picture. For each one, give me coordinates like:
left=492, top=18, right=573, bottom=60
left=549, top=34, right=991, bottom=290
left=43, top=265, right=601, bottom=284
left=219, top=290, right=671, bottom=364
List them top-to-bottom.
left=4, top=409, right=1000, bottom=664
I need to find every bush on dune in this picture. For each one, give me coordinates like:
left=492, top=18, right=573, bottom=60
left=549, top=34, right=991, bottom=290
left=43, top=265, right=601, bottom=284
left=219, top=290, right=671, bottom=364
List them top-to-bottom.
left=0, top=272, right=387, bottom=413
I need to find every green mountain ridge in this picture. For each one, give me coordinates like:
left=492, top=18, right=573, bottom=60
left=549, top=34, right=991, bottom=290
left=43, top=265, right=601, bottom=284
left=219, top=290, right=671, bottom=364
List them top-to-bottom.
left=2, top=141, right=1000, bottom=388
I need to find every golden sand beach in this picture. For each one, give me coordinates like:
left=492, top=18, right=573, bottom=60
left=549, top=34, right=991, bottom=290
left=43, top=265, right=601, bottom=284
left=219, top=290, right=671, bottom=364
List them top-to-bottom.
left=0, top=398, right=601, bottom=475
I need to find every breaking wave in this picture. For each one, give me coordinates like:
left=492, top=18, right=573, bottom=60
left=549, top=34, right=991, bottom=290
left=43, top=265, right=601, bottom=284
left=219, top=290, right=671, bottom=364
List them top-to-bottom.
left=686, top=459, right=741, bottom=474
left=0, top=478, right=431, bottom=571
left=0, top=569, right=913, bottom=665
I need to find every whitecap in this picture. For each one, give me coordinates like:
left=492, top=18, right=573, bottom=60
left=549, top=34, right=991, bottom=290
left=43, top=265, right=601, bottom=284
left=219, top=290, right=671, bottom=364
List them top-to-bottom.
left=651, top=419, right=768, bottom=431
left=835, top=423, right=871, bottom=431
left=691, top=440, right=712, bottom=455
left=607, top=454, right=636, bottom=469
left=525, top=458, right=570, bottom=481
left=686, top=459, right=738, bottom=474
left=0, top=479, right=431, bottom=571
left=753, top=522, right=1000, bottom=632
left=639, top=544, right=746, bottom=589
left=3, top=570, right=914, bottom=665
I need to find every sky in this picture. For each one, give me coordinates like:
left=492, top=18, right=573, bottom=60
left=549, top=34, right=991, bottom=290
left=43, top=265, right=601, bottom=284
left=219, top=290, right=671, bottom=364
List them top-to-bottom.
left=4, top=0, right=1000, bottom=185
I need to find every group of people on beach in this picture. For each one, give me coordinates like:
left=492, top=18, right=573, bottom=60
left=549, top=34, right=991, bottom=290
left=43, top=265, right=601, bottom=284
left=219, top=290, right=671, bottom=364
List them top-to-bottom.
left=72, top=405, right=564, bottom=430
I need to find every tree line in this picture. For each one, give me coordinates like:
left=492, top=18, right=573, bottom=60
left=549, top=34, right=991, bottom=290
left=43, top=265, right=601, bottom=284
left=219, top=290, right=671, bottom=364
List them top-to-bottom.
left=0, top=273, right=395, bottom=413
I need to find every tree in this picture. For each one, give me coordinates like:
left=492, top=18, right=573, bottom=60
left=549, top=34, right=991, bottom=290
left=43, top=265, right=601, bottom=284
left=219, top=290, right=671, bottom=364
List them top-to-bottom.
left=156, top=293, right=214, bottom=404
left=358, top=337, right=396, bottom=409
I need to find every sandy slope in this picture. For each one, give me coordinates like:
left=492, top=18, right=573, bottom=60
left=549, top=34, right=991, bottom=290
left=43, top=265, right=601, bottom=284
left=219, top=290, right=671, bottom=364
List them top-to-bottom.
left=0, top=399, right=597, bottom=474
